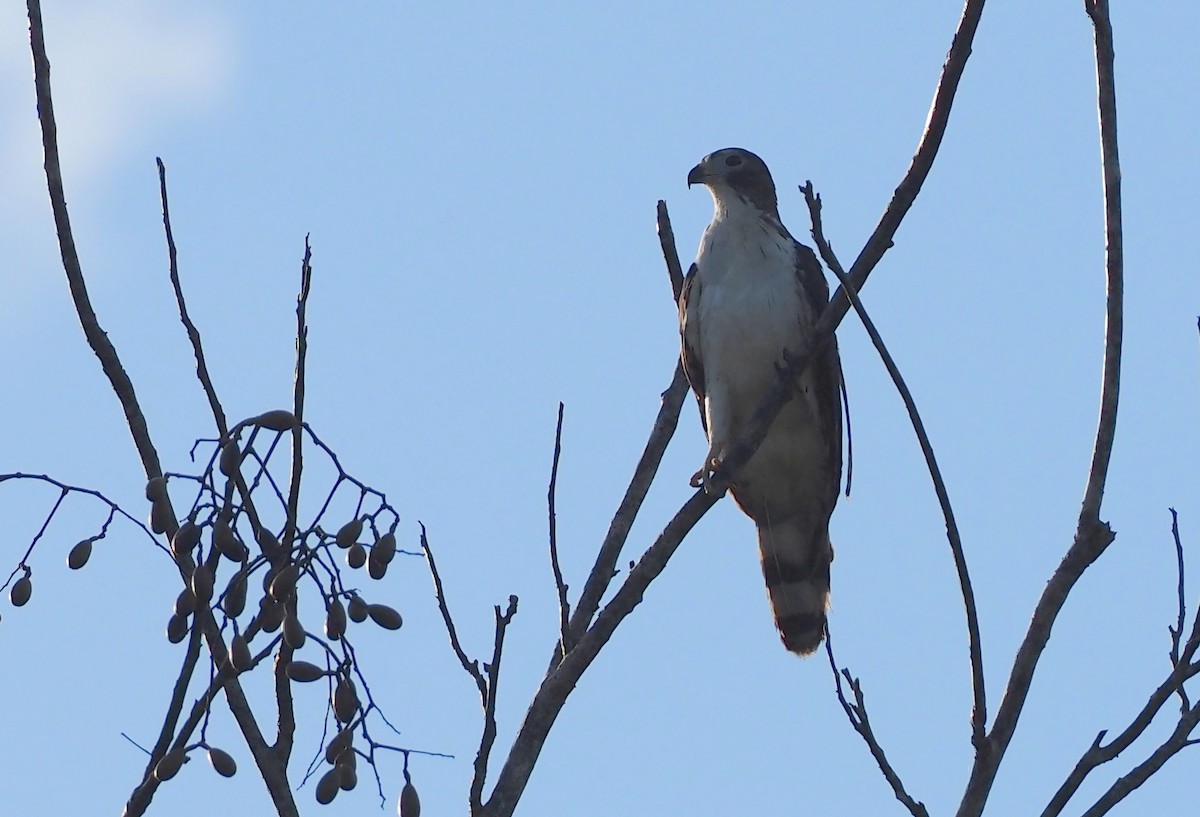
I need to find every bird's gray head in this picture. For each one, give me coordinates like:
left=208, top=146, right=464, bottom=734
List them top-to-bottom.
left=687, top=147, right=779, bottom=219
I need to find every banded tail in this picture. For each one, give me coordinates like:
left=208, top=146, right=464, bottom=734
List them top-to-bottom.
left=756, top=516, right=832, bottom=655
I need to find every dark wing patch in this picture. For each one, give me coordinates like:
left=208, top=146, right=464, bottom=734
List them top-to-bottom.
left=793, top=241, right=844, bottom=501
left=678, top=263, right=707, bottom=433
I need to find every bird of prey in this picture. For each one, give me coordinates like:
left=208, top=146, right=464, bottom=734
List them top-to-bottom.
left=679, top=147, right=843, bottom=655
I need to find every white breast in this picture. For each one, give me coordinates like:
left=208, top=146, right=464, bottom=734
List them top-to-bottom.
left=694, top=202, right=811, bottom=401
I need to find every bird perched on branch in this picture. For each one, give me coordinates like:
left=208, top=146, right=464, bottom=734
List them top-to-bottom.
left=679, top=147, right=843, bottom=655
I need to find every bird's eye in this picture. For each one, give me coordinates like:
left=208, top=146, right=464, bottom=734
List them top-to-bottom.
left=724, top=155, right=743, bottom=168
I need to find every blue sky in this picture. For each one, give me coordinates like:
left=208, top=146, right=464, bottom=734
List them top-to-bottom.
left=2, top=1, right=1199, bottom=815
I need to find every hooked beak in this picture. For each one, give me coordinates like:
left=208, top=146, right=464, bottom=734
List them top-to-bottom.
left=687, top=163, right=706, bottom=188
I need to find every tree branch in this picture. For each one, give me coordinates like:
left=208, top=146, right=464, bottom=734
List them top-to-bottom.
left=956, top=2, right=1125, bottom=813
left=802, top=182, right=985, bottom=748
left=546, top=403, right=571, bottom=661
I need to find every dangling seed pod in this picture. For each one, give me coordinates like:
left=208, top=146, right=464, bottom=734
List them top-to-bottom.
left=254, top=409, right=299, bottom=432
left=218, top=439, right=241, bottom=477
left=145, top=476, right=168, bottom=503
left=149, top=499, right=175, bottom=535
left=335, top=518, right=363, bottom=549
left=213, top=520, right=247, bottom=563
left=171, top=521, right=202, bottom=558
left=256, top=528, right=283, bottom=561
left=374, top=532, right=398, bottom=566
left=67, top=538, right=93, bottom=570
left=346, top=542, right=367, bottom=569
left=367, top=553, right=389, bottom=581
left=190, top=564, right=214, bottom=604
left=268, top=564, right=300, bottom=601
left=223, top=570, right=248, bottom=618
left=10, top=573, right=32, bottom=607
left=174, top=587, right=196, bottom=618
left=347, top=595, right=369, bottom=623
left=258, top=596, right=285, bottom=632
left=324, top=598, right=347, bottom=641
left=367, top=604, right=403, bottom=631
left=283, top=608, right=306, bottom=650
left=166, top=612, right=189, bottom=644
left=230, top=633, right=253, bottom=672
left=285, top=660, right=326, bottom=683
left=333, top=676, right=359, bottom=723
left=324, top=727, right=353, bottom=764
left=207, top=747, right=237, bottom=778
left=153, top=748, right=186, bottom=782
left=338, top=760, right=357, bottom=791
left=315, top=768, right=341, bottom=805
left=399, top=779, right=421, bottom=817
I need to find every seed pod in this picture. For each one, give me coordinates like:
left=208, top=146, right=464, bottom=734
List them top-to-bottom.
left=254, top=409, right=299, bottom=431
left=218, top=440, right=241, bottom=477
left=145, top=476, right=168, bottom=503
left=149, top=499, right=175, bottom=535
left=335, top=518, right=362, bottom=549
left=213, top=520, right=247, bottom=563
left=171, top=521, right=202, bottom=558
left=256, top=528, right=283, bottom=560
left=374, top=532, right=397, bottom=566
left=67, top=538, right=93, bottom=570
left=346, top=542, right=366, bottom=569
left=367, top=554, right=388, bottom=581
left=190, top=564, right=214, bottom=604
left=269, top=564, right=300, bottom=601
left=223, top=570, right=248, bottom=618
left=10, top=575, right=32, bottom=607
left=174, top=587, right=196, bottom=618
left=347, top=595, right=369, bottom=623
left=258, top=596, right=285, bottom=632
left=325, top=598, right=347, bottom=641
left=367, top=604, right=403, bottom=631
left=283, top=608, right=307, bottom=650
left=166, top=612, right=189, bottom=643
left=230, top=633, right=253, bottom=672
left=286, top=660, right=325, bottom=683
left=333, top=677, right=359, bottom=723
left=324, top=728, right=353, bottom=764
left=336, top=746, right=357, bottom=775
left=208, top=747, right=237, bottom=778
left=154, top=748, right=186, bottom=782
left=338, top=762, right=357, bottom=791
left=315, top=768, right=341, bottom=805
left=399, top=780, right=421, bottom=817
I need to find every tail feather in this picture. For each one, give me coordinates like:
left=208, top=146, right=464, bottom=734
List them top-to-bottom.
left=756, top=516, right=832, bottom=655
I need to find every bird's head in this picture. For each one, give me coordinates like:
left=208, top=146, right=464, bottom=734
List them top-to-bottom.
left=687, top=147, right=779, bottom=219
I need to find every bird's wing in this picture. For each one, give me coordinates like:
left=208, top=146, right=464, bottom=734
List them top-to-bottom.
left=794, top=242, right=844, bottom=499
left=678, top=262, right=707, bottom=433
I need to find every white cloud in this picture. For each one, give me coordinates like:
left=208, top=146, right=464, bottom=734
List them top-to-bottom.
left=0, top=0, right=233, bottom=323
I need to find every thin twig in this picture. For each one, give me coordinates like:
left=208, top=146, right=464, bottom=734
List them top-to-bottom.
left=956, top=2, right=1124, bottom=813
left=158, top=157, right=228, bottom=435
left=802, top=181, right=984, bottom=748
left=657, top=200, right=686, bottom=302
left=546, top=403, right=571, bottom=660
left=1168, top=508, right=1190, bottom=711
left=421, top=524, right=488, bottom=702
left=472, top=596, right=519, bottom=814
left=824, top=631, right=930, bottom=817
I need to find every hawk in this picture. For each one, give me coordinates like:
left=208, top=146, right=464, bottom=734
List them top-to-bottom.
left=680, top=147, right=843, bottom=655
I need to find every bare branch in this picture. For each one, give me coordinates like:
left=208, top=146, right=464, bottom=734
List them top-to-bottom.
left=27, top=0, right=164, bottom=482
left=957, top=2, right=1125, bottom=813
left=157, top=158, right=228, bottom=436
left=802, top=182, right=984, bottom=749
left=562, top=203, right=691, bottom=654
left=546, top=403, right=571, bottom=661
left=1169, top=508, right=1192, bottom=711
left=421, top=525, right=488, bottom=702
left=472, top=597, right=519, bottom=814
left=824, top=631, right=929, bottom=817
